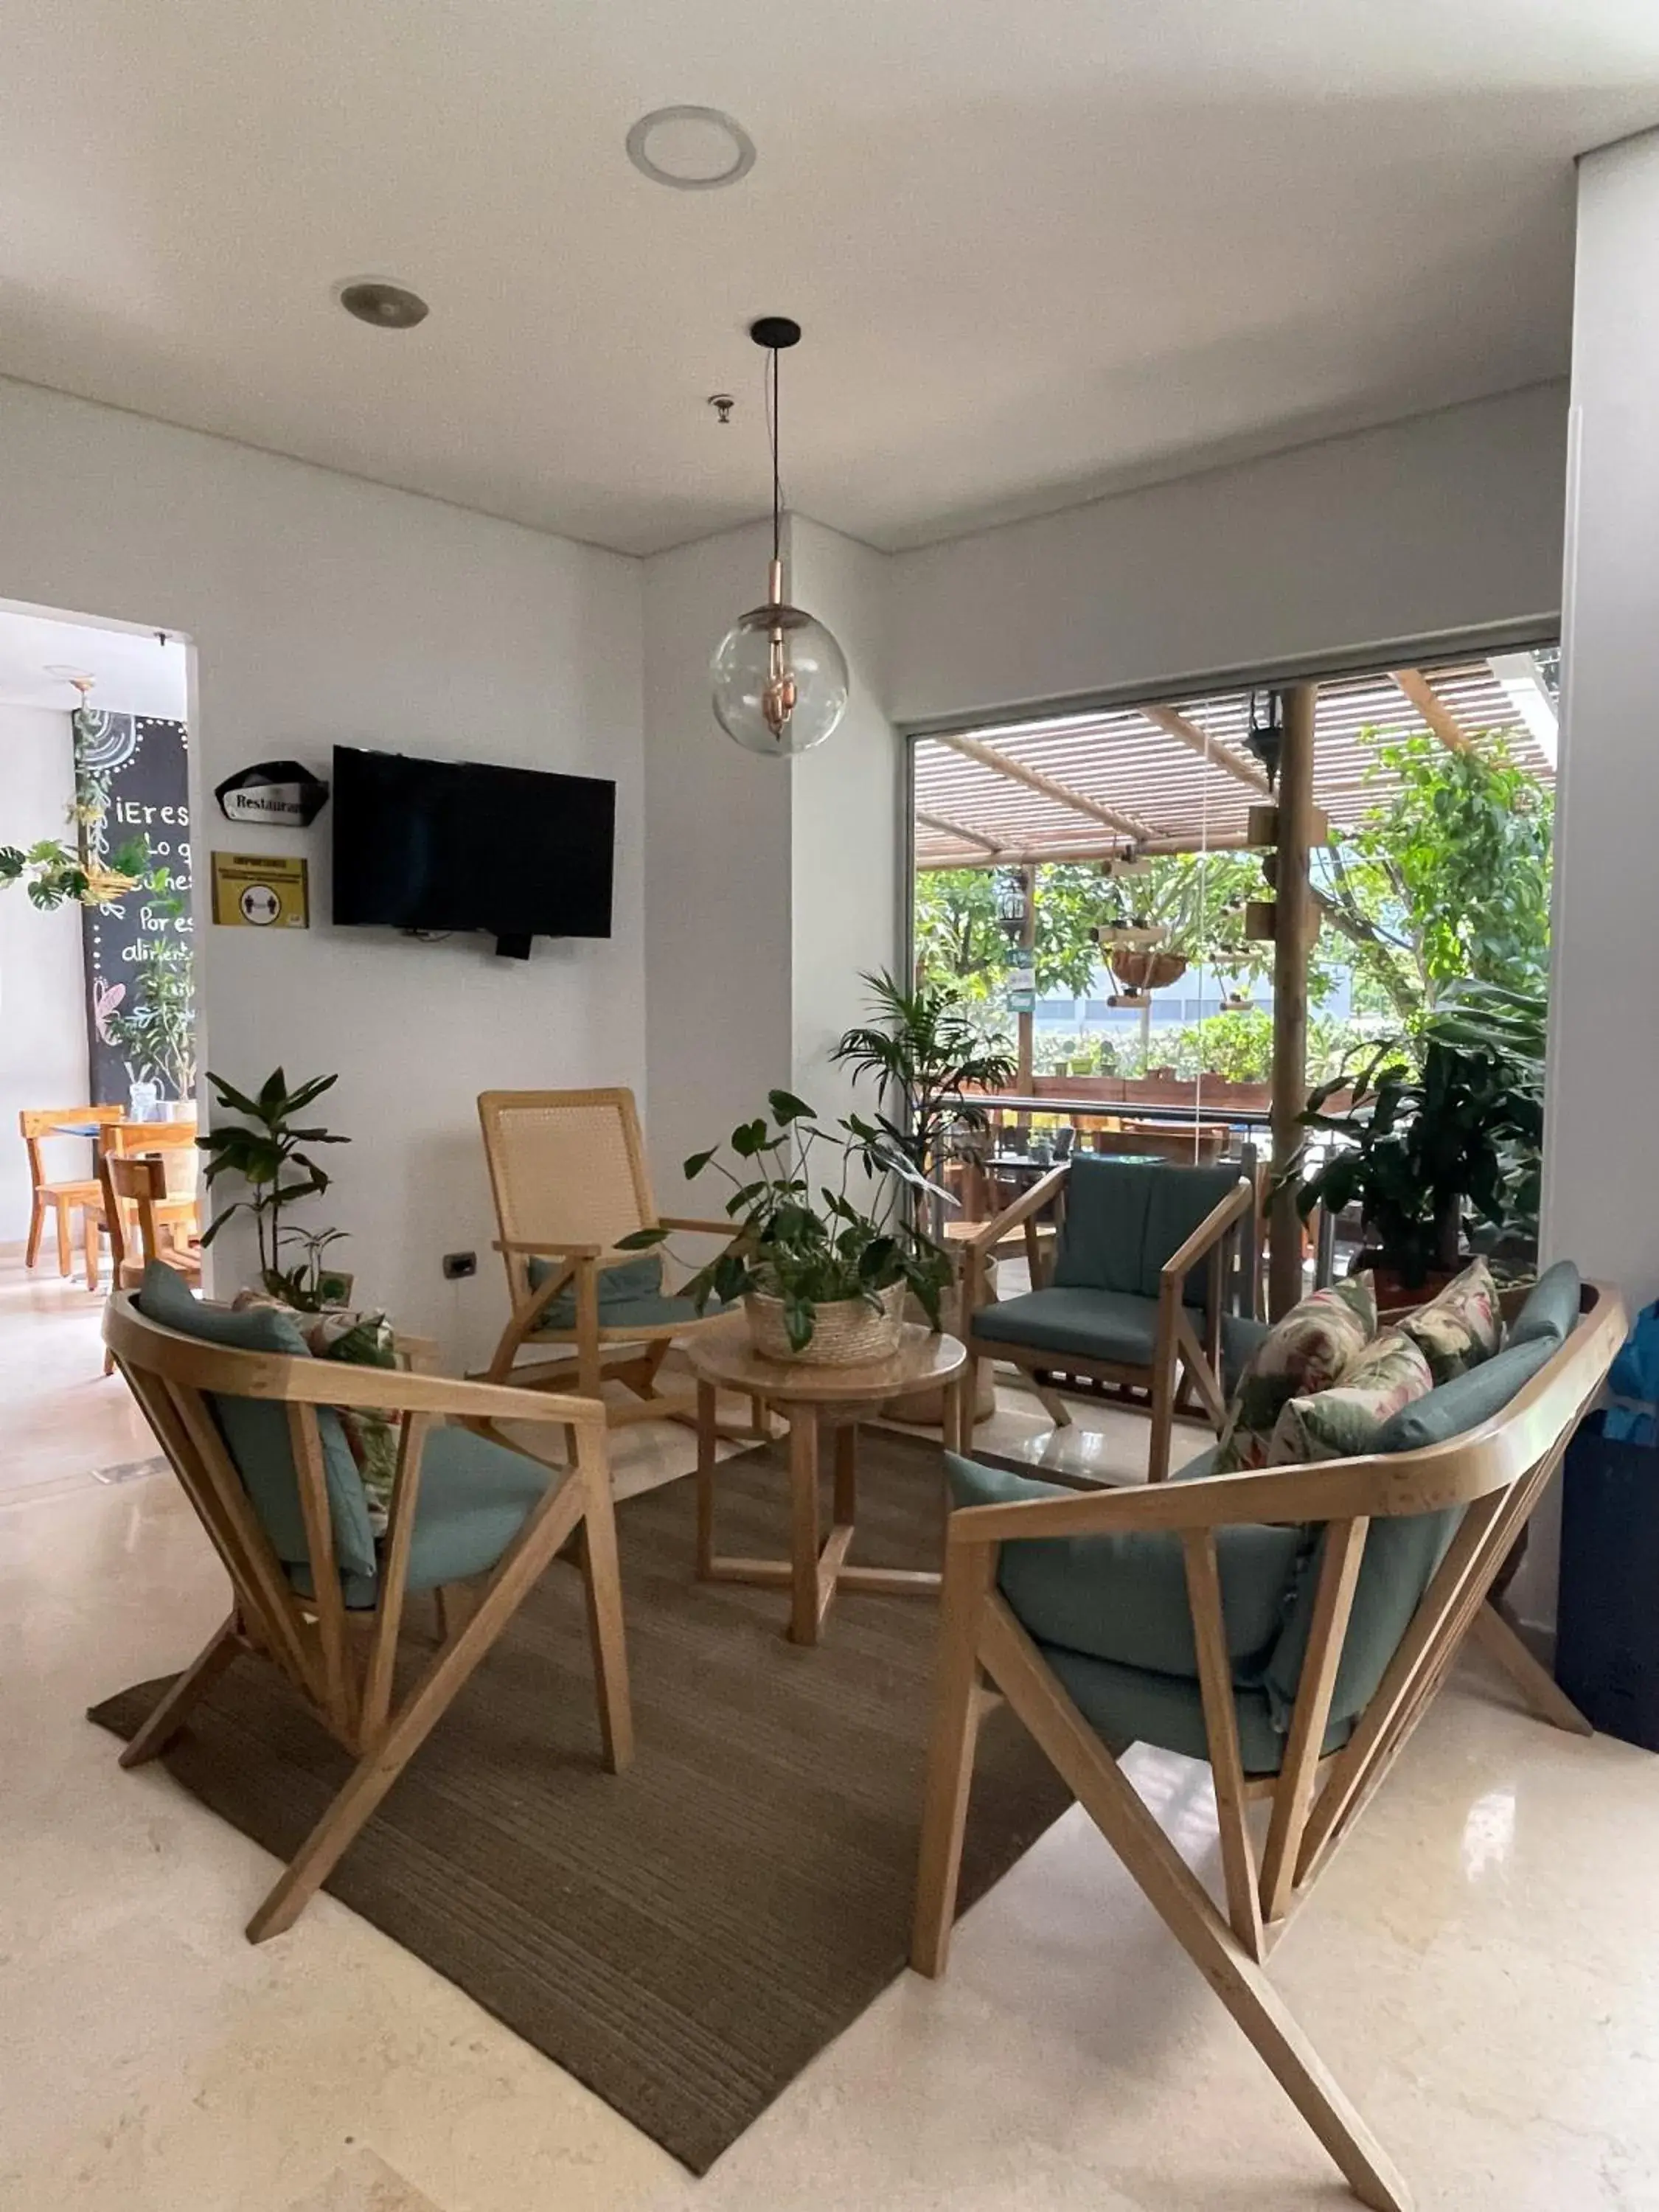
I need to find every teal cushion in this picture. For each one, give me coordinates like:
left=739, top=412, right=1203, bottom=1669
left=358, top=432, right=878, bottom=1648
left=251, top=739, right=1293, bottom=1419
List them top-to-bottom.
left=1054, top=1156, right=1240, bottom=1304
left=1053, top=1157, right=1147, bottom=1295
left=1142, top=1163, right=1246, bottom=1304
left=526, top=1251, right=729, bottom=1334
left=528, top=1251, right=661, bottom=1320
left=1506, top=1260, right=1582, bottom=1352
left=136, top=1262, right=378, bottom=1582
left=971, top=1286, right=1160, bottom=1366
left=1222, top=1312, right=1271, bottom=1394
left=1263, top=1329, right=1564, bottom=1732
left=1374, top=1335, right=1556, bottom=1453
left=291, top=1422, right=554, bottom=1605
left=946, top=1454, right=1302, bottom=1678
left=1042, top=1640, right=1354, bottom=1775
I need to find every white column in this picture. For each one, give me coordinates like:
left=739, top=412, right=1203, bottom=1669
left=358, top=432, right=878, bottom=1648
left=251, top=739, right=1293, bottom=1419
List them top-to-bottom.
left=1523, top=126, right=1659, bottom=1629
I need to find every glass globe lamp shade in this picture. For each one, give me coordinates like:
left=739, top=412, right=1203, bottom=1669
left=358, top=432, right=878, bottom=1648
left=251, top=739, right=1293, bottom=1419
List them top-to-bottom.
left=711, top=600, right=850, bottom=757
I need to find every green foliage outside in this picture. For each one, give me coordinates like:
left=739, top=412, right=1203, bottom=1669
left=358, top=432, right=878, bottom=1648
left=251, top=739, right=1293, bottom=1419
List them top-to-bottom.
left=915, top=725, right=1554, bottom=1078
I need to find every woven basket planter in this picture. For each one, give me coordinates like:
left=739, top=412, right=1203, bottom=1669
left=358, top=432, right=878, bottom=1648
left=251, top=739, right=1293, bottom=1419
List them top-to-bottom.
left=745, top=1281, right=907, bottom=1367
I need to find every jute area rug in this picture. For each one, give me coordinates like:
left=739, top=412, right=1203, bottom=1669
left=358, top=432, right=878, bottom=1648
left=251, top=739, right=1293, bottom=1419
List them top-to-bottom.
left=90, top=1430, right=1071, bottom=2173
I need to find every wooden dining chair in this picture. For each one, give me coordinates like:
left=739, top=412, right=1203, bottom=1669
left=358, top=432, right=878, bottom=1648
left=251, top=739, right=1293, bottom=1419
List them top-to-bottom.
left=479, top=1087, right=760, bottom=1435
left=18, top=1104, right=125, bottom=1282
left=102, top=1267, right=633, bottom=1942
left=914, top=1272, right=1623, bottom=2211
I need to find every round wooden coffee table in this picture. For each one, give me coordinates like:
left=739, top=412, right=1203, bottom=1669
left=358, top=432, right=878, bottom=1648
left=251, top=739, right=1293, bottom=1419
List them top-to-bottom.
left=685, top=1315, right=967, bottom=1645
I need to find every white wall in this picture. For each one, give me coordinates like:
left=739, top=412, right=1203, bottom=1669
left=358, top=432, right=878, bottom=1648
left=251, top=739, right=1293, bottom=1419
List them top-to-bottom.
left=1512, top=128, right=1659, bottom=1632
left=0, top=377, right=643, bottom=1364
left=889, top=384, right=1568, bottom=724
left=641, top=514, right=902, bottom=1211
left=642, top=518, right=793, bottom=1213
left=787, top=518, right=899, bottom=1126
left=0, top=705, right=90, bottom=1245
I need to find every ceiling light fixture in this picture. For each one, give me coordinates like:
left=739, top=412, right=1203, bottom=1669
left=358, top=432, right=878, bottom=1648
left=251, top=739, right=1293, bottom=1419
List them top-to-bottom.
left=626, top=105, right=755, bottom=191
left=338, top=278, right=430, bottom=330
left=710, top=317, right=849, bottom=759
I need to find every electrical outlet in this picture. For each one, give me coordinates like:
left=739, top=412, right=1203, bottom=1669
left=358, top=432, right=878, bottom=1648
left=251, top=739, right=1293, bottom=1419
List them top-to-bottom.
left=442, top=1251, right=477, bottom=1281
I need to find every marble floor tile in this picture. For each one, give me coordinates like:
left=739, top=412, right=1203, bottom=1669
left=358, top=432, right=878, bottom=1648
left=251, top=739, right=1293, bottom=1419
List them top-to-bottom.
left=4, top=1280, right=1659, bottom=2211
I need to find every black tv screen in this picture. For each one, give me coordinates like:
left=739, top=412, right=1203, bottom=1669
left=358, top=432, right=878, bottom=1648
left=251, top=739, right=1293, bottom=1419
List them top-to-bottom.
left=331, top=745, right=615, bottom=950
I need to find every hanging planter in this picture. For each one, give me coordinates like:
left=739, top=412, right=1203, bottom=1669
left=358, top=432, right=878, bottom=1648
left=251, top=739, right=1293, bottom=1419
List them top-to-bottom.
left=1110, top=946, right=1189, bottom=995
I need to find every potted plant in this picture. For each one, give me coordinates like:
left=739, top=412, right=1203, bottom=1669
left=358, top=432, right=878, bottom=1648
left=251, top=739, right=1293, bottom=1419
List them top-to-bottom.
left=103, top=888, right=196, bottom=1107
left=831, top=970, right=1015, bottom=1226
left=1295, top=981, right=1545, bottom=1302
left=197, top=1067, right=353, bottom=1310
left=623, top=1090, right=950, bottom=1365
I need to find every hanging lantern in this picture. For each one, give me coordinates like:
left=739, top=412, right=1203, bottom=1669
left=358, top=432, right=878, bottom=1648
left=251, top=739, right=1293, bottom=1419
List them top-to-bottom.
left=710, top=318, right=850, bottom=757
left=1246, top=689, right=1285, bottom=792
left=995, top=869, right=1030, bottom=939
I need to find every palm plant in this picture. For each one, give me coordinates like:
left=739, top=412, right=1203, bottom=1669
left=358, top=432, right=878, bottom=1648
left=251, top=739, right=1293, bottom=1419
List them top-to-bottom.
left=832, top=970, right=1016, bottom=1188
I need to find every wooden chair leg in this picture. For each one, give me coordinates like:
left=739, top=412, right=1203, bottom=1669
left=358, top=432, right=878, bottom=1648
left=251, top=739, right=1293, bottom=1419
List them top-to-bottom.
left=25, top=1193, right=45, bottom=1268
left=55, top=1197, right=72, bottom=1278
left=84, top=1207, right=100, bottom=1291
left=1147, top=1351, right=1176, bottom=1484
left=574, top=1444, right=633, bottom=1772
left=246, top=1470, right=589, bottom=1943
left=911, top=1543, right=995, bottom=1975
left=978, top=1595, right=1411, bottom=2212
left=1469, top=1603, right=1594, bottom=1736
left=118, top=1616, right=241, bottom=1768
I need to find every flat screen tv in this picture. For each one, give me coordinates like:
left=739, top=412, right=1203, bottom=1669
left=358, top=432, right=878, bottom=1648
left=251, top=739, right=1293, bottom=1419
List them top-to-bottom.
left=330, top=745, right=615, bottom=958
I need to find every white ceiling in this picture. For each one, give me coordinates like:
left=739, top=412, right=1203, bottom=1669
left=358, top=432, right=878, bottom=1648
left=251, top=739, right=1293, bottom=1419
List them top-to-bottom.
left=2, top=1, right=1658, bottom=557
left=0, top=606, right=189, bottom=717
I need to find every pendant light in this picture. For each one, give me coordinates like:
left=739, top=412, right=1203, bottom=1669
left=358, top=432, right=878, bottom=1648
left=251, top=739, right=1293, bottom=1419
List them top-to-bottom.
left=710, top=317, right=849, bottom=756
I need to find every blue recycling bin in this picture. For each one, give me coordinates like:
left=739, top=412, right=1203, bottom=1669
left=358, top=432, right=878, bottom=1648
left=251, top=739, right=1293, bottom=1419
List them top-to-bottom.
left=1556, top=1406, right=1659, bottom=1753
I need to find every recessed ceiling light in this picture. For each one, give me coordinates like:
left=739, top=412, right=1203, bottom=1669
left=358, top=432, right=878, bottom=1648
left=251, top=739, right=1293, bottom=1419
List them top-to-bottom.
left=625, top=105, right=755, bottom=191
left=337, top=278, right=430, bottom=330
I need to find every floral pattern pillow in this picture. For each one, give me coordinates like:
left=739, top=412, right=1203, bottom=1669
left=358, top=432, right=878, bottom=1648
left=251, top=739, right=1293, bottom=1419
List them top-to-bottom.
left=1396, top=1256, right=1502, bottom=1385
left=1214, top=1272, right=1378, bottom=1472
left=232, top=1294, right=403, bottom=1528
left=1268, top=1329, right=1433, bottom=1465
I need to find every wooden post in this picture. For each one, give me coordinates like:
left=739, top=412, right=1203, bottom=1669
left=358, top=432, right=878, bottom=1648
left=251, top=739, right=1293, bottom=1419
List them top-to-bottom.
left=1268, top=684, right=1318, bottom=1320
left=1016, top=864, right=1036, bottom=1098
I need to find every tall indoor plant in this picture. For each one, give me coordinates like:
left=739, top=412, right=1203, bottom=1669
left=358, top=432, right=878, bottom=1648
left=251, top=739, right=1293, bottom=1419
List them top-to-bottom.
left=831, top=970, right=1015, bottom=1225
left=1296, top=981, right=1545, bottom=1295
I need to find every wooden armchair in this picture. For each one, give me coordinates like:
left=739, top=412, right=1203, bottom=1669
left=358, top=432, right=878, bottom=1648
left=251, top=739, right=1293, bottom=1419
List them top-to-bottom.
left=479, top=1087, right=756, bottom=1433
left=952, top=1155, right=1258, bottom=1482
left=102, top=1266, right=631, bottom=1943
left=915, top=1274, right=1623, bottom=2211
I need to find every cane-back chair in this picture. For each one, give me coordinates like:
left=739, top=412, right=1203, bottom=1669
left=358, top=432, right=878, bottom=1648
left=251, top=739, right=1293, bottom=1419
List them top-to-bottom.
left=479, top=1087, right=750, bottom=1430
left=953, top=1155, right=1260, bottom=1483
left=102, top=1265, right=632, bottom=1942
left=914, top=1266, right=1622, bottom=2211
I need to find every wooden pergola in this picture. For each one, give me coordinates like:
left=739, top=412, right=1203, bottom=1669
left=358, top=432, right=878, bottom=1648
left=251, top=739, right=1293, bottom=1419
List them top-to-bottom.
left=913, top=653, right=1557, bottom=1315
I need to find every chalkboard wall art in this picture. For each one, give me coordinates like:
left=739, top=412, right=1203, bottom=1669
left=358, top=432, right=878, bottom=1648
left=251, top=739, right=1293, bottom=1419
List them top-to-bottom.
left=76, top=711, right=195, bottom=1107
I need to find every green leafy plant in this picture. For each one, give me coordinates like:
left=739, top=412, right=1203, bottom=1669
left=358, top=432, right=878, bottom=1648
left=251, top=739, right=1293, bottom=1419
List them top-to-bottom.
left=832, top=970, right=1015, bottom=1194
left=1295, top=981, right=1545, bottom=1287
left=197, top=1068, right=350, bottom=1309
left=622, top=1089, right=951, bottom=1353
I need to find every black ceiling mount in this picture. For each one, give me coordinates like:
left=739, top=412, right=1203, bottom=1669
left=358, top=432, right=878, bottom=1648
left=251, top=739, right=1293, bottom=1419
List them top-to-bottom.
left=748, top=316, right=801, bottom=349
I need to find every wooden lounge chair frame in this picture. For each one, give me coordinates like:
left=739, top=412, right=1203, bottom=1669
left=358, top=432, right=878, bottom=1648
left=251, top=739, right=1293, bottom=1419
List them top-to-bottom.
left=479, top=1086, right=759, bottom=1434
left=951, top=1166, right=1256, bottom=1483
left=915, top=1278, right=1624, bottom=2211
left=102, top=1288, right=632, bottom=1944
